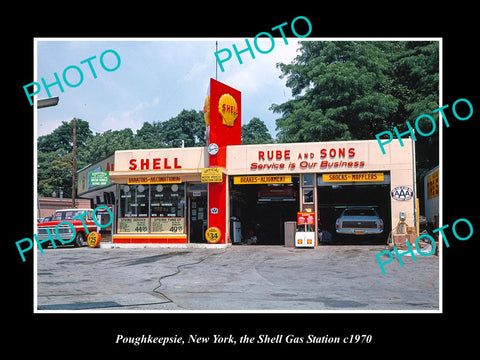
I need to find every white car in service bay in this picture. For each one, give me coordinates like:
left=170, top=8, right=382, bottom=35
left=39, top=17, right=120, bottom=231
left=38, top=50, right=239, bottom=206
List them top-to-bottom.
left=335, top=206, right=384, bottom=235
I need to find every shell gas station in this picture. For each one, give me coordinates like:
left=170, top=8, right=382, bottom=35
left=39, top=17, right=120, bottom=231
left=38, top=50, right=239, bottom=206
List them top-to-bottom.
left=85, top=78, right=416, bottom=248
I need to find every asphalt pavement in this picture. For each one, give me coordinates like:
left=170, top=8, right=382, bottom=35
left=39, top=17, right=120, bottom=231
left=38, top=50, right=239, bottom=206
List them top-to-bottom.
left=36, top=244, right=439, bottom=311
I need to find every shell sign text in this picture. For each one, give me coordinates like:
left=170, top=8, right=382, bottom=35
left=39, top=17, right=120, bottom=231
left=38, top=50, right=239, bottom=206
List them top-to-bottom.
left=218, top=93, right=239, bottom=126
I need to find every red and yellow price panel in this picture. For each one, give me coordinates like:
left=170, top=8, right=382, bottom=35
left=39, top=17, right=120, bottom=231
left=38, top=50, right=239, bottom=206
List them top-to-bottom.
left=205, top=227, right=222, bottom=244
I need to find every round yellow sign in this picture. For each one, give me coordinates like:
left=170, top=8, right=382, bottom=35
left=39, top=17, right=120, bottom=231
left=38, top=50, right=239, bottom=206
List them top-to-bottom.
left=218, top=93, right=238, bottom=126
left=205, top=227, right=222, bottom=243
left=87, top=231, right=101, bottom=248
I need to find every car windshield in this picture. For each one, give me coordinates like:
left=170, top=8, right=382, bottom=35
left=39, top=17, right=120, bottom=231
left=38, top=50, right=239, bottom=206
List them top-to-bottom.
left=343, top=209, right=376, bottom=216
left=53, top=210, right=88, bottom=220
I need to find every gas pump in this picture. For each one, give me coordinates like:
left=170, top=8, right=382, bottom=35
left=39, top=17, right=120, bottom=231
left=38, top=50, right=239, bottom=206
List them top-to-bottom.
left=94, top=205, right=113, bottom=242
left=295, top=211, right=315, bottom=248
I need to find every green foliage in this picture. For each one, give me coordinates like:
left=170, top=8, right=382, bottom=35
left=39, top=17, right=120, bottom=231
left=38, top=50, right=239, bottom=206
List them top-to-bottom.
left=272, top=41, right=439, bottom=145
left=133, top=109, right=206, bottom=150
left=158, top=109, right=206, bottom=148
left=242, top=117, right=273, bottom=144
left=38, top=118, right=92, bottom=153
left=37, top=119, right=92, bottom=198
left=134, top=121, right=166, bottom=149
left=78, top=128, right=135, bottom=165
left=37, top=150, right=74, bottom=198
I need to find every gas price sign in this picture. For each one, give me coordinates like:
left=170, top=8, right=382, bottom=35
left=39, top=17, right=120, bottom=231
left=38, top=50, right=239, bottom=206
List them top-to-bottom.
left=297, top=212, right=315, bottom=226
left=205, top=227, right=222, bottom=243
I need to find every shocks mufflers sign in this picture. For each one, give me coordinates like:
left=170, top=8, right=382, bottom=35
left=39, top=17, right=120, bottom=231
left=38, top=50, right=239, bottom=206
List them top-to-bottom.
left=322, top=173, right=384, bottom=182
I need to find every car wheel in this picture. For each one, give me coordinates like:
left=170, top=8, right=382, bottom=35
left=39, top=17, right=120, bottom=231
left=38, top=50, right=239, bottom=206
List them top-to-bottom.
left=74, top=232, right=85, bottom=247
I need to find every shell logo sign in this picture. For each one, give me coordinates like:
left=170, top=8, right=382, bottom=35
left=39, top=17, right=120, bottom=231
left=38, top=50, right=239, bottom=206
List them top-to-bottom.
left=204, top=79, right=241, bottom=244
left=218, top=93, right=238, bottom=126
left=203, top=95, right=210, bottom=126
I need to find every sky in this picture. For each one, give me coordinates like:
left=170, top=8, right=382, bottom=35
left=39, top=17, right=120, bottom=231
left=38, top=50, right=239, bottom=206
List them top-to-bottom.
left=35, top=38, right=301, bottom=138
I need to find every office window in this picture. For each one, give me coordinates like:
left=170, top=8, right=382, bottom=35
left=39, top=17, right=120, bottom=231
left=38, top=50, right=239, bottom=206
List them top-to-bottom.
left=117, top=183, right=185, bottom=234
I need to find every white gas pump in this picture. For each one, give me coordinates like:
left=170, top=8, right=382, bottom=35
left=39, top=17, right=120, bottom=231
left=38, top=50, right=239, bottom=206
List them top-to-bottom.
left=295, top=211, right=315, bottom=248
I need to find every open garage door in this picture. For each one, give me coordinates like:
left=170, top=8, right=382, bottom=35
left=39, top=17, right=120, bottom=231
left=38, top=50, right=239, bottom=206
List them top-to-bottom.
left=317, top=172, right=391, bottom=245
left=230, top=176, right=299, bottom=245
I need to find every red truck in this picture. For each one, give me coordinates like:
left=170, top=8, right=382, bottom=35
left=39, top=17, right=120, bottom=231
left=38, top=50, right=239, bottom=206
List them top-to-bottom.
left=37, top=208, right=97, bottom=247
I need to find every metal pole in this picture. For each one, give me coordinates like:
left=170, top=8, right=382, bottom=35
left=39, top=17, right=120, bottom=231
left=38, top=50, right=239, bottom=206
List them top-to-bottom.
left=215, top=41, right=218, bottom=80
left=72, top=117, right=77, bottom=208
left=411, top=133, right=417, bottom=235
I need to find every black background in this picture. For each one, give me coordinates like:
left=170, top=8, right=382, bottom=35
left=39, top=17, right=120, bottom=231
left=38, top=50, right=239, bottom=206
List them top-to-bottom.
left=6, top=5, right=477, bottom=355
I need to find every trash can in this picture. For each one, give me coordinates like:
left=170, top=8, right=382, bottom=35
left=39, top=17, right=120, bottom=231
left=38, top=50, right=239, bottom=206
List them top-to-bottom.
left=231, top=217, right=242, bottom=244
left=284, top=221, right=296, bottom=247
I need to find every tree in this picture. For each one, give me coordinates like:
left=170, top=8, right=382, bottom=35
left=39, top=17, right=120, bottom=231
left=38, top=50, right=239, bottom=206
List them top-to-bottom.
left=272, top=41, right=439, bottom=145
left=272, top=41, right=403, bottom=142
left=392, top=41, right=440, bottom=185
left=392, top=41, right=439, bottom=119
left=135, top=109, right=206, bottom=149
left=157, top=109, right=206, bottom=148
left=241, top=117, right=273, bottom=144
left=38, top=118, right=92, bottom=153
left=37, top=119, right=93, bottom=197
left=134, top=121, right=167, bottom=149
left=79, top=128, right=135, bottom=165
left=37, top=150, right=74, bottom=198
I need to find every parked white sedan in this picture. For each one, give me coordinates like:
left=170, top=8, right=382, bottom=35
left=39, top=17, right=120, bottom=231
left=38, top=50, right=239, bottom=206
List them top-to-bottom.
left=335, top=207, right=384, bottom=235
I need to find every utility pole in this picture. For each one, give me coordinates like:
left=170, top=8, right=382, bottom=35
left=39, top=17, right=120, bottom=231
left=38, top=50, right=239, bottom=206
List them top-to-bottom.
left=72, top=117, right=77, bottom=208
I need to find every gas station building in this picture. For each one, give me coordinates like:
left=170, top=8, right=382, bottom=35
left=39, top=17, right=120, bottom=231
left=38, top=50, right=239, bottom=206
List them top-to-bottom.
left=100, top=79, right=416, bottom=247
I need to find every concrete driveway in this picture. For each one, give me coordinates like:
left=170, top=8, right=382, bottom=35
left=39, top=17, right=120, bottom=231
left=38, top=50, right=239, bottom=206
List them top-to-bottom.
left=36, top=244, right=439, bottom=311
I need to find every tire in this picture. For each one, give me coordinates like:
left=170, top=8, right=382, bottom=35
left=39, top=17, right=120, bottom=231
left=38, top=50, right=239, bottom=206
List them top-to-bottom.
left=73, top=232, right=85, bottom=247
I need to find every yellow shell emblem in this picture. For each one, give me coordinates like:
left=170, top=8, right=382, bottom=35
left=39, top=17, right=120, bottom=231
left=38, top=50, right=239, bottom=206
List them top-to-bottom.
left=218, top=93, right=238, bottom=127
left=203, top=95, right=210, bottom=127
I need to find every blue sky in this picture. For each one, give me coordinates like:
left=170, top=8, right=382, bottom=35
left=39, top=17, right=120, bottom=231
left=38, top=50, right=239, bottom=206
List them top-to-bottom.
left=35, top=38, right=300, bottom=138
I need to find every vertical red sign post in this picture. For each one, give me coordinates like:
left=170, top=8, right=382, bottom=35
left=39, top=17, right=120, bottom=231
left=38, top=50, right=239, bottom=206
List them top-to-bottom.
left=204, top=78, right=241, bottom=244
